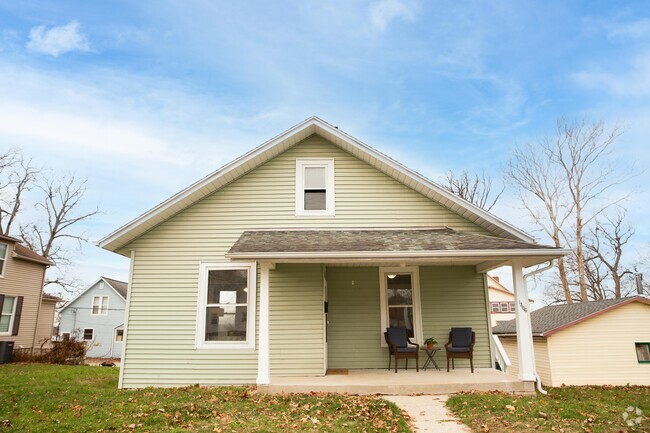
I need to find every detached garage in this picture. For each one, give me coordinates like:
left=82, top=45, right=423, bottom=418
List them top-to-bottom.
left=493, top=296, right=650, bottom=387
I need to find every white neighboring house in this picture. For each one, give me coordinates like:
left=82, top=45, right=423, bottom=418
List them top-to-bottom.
left=487, top=275, right=534, bottom=327
left=58, top=277, right=128, bottom=358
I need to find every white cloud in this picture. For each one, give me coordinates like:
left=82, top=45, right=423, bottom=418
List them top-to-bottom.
left=369, top=0, right=417, bottom=31
left=606, top=18, right=650, bottom=39
left=27, top=20, right=90, bottom=57
left=572, top=51, right=650, bottom=97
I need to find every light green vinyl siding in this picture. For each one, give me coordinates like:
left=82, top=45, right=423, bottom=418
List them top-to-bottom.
left=120, top=135, right=489, bottom=387
left=270, top=264, right=324, bottom=376
left=326, top=265, right=491, bottom=370
left=419, top=266, right=491, bottom=369
left=326, top=267, right=385, bottom=369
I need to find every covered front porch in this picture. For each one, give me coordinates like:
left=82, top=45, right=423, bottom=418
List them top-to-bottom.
left=226, top=228, right=569, bottom=391
left=259, top=368, right=534, bottom=395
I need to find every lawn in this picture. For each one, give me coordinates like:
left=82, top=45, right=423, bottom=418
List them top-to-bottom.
left=0, top=364, right=411, bottom=433
left=447, top=386, right=650, bottom=433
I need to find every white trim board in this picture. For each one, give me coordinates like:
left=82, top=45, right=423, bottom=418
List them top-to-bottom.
left=98, top=116, right=535, bottom=253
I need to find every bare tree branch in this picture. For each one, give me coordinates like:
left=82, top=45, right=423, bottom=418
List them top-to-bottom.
left=441, top=170, right=504, bottom=211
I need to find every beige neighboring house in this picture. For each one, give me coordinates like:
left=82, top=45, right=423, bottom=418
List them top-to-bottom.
left=98, top=117, right=569, bottom=389
left=0, top=233, right=60, bottom=353
left=487, top=275, right=517, bottom=327
left=493, top=296, right=650, bottom=386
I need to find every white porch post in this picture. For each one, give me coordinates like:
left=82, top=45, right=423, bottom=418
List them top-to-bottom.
left=511, top=259, right=536, bottom=382
left=257, top=262, right=272, bottom=385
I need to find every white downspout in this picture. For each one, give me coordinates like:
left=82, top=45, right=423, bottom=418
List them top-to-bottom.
left=523, top=261, right=554, bottom=395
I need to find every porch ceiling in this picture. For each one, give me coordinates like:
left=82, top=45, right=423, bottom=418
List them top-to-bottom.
left=226, top=228, right=570, bottom=271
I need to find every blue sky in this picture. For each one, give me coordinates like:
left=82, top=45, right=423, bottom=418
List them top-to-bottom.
left=0, top=1, right=649, bottom=298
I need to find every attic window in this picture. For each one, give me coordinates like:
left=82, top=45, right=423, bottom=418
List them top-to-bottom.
left=296, top=159, right=335, bottom=216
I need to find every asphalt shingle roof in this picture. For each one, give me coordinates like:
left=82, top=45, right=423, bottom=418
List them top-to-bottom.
left=228, top=228, right=557, bottom=255
left=103, top=277, right=128, bottom=299
left=492, top=296, right=649, bottom=336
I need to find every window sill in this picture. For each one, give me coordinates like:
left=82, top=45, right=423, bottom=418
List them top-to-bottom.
left=295, top=212, right=336, bottom=218
left=195, top=342, right=256, bottom=350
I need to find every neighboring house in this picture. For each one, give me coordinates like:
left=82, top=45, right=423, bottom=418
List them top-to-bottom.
left=98, top=117, right=569, bottom=389
left=0, top=233, right=60, bottom=352
left=487, top=275, right=534, bottom=327
left=58, top=277, right=128, bottom=358
left=493, top=296, right=650, bottom=386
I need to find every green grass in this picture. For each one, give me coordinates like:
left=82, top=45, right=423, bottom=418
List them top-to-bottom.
left=0, top=364, right=411, bottom=433
left=447, top=386, right=650, bottom=433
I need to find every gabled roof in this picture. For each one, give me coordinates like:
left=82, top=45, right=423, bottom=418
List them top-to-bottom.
left=99, top=117, right=536, bottom=253
left=487, top=275, right=513, bottom=296
left=60, top=276, right=128, bottom=312
left=102, top=277, right=128, bottom=299
left=493, top=296, right=650, bottom=336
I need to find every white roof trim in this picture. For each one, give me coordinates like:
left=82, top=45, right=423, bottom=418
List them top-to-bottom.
left=98, top=116, right=535, bottom=252
left=59, top=277, right=127, bottom=312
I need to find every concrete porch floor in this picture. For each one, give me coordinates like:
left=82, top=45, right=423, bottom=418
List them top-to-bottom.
left=259, top=368, right=534, bottom=395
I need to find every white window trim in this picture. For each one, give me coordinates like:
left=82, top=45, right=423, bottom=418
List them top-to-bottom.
left=295, top=158, right=335, bottom=217
left=0, top=242, right=8, bottom=278
left=195, top=261, right=257, bottom=350
left=378, top=266, right=423, bottom=347
left=0, top=295, right=16, bottom=336
left=91, top=295, right=109, bottom=316
left=83, top=328, right=94, bottom=341
left=114, top=328, right=124, bottom=342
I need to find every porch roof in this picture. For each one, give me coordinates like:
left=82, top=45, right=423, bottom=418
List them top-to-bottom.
left=226, top=228, right=570, bottom=269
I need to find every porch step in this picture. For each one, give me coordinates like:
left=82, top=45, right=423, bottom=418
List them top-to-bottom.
left=258, top=368, right=535, bottom=396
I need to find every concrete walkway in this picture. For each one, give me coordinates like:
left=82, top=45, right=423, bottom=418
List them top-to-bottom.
left=384, top=395, right=471, bottom=433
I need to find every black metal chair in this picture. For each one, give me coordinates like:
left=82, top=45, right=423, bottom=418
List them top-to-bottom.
left=384, top=327, right=419, bottom=373
left=445, top=327, right=475, bottom=373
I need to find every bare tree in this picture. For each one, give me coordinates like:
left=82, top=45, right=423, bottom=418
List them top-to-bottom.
left=508, top=118, right=628, bottom=303
left=550, top=119, right=625, bottom=301
left=507, top=141, right=574, bottom=303
left=0, top=149, right=38, bottom=235
left=441, top=170, right=504, bottom=211
left=19, top=175, right=99, bottom=291
left=584, top=211, right=635, bottom=298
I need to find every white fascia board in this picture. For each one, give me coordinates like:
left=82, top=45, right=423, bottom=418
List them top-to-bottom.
left=98, top=116, right=535, bottom=251
left=97, top=118, right=318, bottom=251
left=226, top=248, right=572, bottom=260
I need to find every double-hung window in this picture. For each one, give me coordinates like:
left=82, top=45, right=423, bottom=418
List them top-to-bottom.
left=295, top=159, right=335, bottom=216
left=0, top=242, right=8, bottom=277
left=196, top=262, right=256, bottom=349
left=379, top=267, right=423, bottom=345
left=0, top=295, right=17, bottom=335
left=91, top=296, right=109, bottom=315
left=83, top=328, right=94, bottom=341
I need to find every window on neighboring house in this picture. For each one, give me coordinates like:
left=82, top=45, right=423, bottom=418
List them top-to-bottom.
left=295, top=159, right=335, bottom=216
left=0, top=242, right=8, bottom=277
left=196, top=262, right=256, bottom=349
left=379, top=267, right=423, bottom=345
left=0, top=295, right=22, bottom=336
left=91, top=296, right=109, bottom=315
left=491, top=302, right=500, bottom=313
left=500, top=302, right=509, bottom=313
left=509, top=302, right=516, bottom=313
left=83, top=328, right=94, bottom=341
left=115, top=329, right=124, bottom=342
left=636, top=343, right=650, bottom=363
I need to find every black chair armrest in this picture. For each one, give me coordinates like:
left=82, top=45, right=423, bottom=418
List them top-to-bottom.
left=407, top=338, right=419, bottom=349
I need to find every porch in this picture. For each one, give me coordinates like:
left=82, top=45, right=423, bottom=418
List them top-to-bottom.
left=258, top=368, right=534, bottom=395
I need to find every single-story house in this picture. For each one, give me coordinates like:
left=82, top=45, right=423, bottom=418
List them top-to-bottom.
left=98, top=117, right=569, bottom=389
left=0, top=233, right=61, bottom=353
left=58, top=277, right=128, bottom=358
left=493, top=296, right=650, bottom=386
